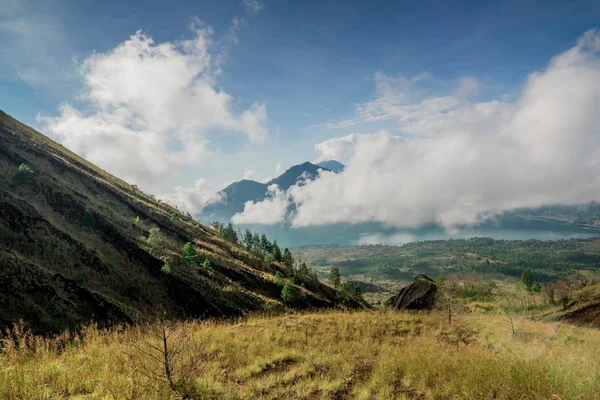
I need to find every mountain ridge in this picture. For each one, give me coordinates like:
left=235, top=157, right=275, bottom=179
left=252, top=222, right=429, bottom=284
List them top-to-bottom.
left=200, top=160, right=344, bottom=223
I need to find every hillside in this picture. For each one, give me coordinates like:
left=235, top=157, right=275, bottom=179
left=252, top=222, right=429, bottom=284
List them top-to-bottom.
left=0, top=110, right=340, bottom=334
left=200, top=161, right=340, bottom=223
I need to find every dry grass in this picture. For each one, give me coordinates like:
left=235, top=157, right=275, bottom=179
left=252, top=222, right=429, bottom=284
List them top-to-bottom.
left=1, top=310, right=599, bottom=399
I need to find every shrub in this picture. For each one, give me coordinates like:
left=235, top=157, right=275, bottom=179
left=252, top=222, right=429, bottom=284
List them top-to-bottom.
left=11, top=163, right=34, bottom=186
left=147, top=227, right=165, bottom=250
left=202, top=258, right=211, bottom=269
left=281, top=281, right=300, bottom=304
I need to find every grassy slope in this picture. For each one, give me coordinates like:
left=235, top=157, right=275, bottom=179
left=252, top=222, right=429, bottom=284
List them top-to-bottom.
left=0, top=110, right=338, bottom=334
left=1, top=310, right=599, bottom=399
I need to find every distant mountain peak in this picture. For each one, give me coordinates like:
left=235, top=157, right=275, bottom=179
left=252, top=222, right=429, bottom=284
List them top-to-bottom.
left=201, top=160, right=337, bottom=223
left=316, top=160, right=345, bottom=173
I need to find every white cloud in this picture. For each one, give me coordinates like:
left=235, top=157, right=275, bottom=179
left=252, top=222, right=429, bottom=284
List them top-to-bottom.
left=38, top=22, right=268, bottom=188
left=235, top=29, right=600, bottom=229
left=275, top=161, right=283, bottom=175
left=243, top=170, right=254, bottom=180
left=160, top=179, right=223, bottom=214
left=231, top=184, right=288, bottom=224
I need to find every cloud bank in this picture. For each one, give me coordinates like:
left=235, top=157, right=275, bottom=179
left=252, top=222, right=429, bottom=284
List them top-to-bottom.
left=39, top=21, right=268, bottom=188
left=234, top=29, right=600, bottom=229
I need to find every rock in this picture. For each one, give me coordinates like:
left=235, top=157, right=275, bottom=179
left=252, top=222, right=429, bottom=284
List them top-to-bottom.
left=388, top=274, right=437, bottom=310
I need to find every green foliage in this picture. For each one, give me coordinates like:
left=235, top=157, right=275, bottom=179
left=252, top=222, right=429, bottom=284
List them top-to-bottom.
left=11, top=163, right=34, bottom=186
left=170, top=211, right=181, bottom=221
left=133, top=216, right=142, bottom=225
left=220, top=223, right=238, bottom=244
left=147, top=227, right=165, bottom=249
left=243, top=229, right=253, bottom=250
left=252, top=233, right=261, bottom=253
left=260, top=234, right=272, bottom=254
left=296, top=237, right=600, bottom=283
left=272, top=240, right=282, bottom=261
left=182, top=242, right=200, bottom=268
left=283, top=248, right=294, bottom=269
left=264, top=253, right=273, bottom=264
left=202, top=258, right=211, bottom=269
left=161, top=263, right=172, bottom=274
left=328, top=267, right=341, bottom=288
left=521, top=268, right=534, bottom=291
left=274, top=271, right=285, bottom=286
left=281, top=281, right=300, bottom=304
left=337, top=282, right=363, bottom=306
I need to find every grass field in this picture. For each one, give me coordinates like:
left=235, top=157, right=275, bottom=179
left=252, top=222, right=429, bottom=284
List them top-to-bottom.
left=2, top=310, right=599, bottom=399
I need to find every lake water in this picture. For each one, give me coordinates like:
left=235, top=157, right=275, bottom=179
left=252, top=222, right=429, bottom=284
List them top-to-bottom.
left=240, top=215, right=600, bottom=247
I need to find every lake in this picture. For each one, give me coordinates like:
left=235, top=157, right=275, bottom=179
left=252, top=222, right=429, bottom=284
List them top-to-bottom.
left=239, top=215, right=600, bottom=247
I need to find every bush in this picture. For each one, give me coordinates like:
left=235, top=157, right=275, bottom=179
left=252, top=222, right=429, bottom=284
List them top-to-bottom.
left=11, top=163, right=34, bottom=186
left=147, top=227, right=165, bottom=250
left=202, top=258, right=211, bottom=269
left=281, top=281, right=300, bottom=304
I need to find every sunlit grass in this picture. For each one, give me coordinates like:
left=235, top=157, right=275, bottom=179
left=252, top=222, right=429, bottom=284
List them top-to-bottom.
left=1, top=310, right=599, bottom=399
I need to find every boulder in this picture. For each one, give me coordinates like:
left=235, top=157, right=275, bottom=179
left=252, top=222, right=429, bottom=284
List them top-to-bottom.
left=388, top=274, right=437, bottom=310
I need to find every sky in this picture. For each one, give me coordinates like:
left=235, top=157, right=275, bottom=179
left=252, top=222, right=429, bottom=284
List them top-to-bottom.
left=2, top=0, right=600, bottom=227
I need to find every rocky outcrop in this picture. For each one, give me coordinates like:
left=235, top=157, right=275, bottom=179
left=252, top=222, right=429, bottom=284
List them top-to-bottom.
left=388, top=274, right=437, bottom=310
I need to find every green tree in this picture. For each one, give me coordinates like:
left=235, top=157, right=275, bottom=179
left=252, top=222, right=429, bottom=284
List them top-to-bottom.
left=220, top=223, right=238, bottom=243
left=243, top=229, right=253, bottom=250
left=252, top=233, right=261, bottom=253
left=260, top=234, right=272, bottom=254
left=272, top=240, right=282, bottom=261
left=181, top=242, right=200, bottom=268
left=283, top=248, right=294, bottom=269
left=328, top=267, right=341, bottom=288
left=521, top=268, right=534, bottom=291
left=274, top=271, right=285, bottom=286
left=281, top=281, right=300, bottom=304
left=337, top=282, right=363, bottom=306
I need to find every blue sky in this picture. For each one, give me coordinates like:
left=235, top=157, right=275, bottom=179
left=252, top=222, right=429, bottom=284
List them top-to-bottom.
left=2, top=0, right=600, bottom=215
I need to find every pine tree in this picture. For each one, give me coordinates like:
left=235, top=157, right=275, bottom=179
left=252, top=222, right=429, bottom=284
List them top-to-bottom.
left=243, top=229, right=253, bottom=250
left=252, top=233, right=261, bottom=253
left=260, top=234, right=272, bottom=254
left=272, top=240, right=282, bottom=261
left=182, top=242, right=200, bottom=267
left=283, top=248, right=294, bottom=269
left=328, top=267, right=341, bottom=288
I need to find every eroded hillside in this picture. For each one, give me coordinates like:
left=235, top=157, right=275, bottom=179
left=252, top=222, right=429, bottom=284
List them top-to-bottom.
left=0, top=110, right=339, bottom=334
